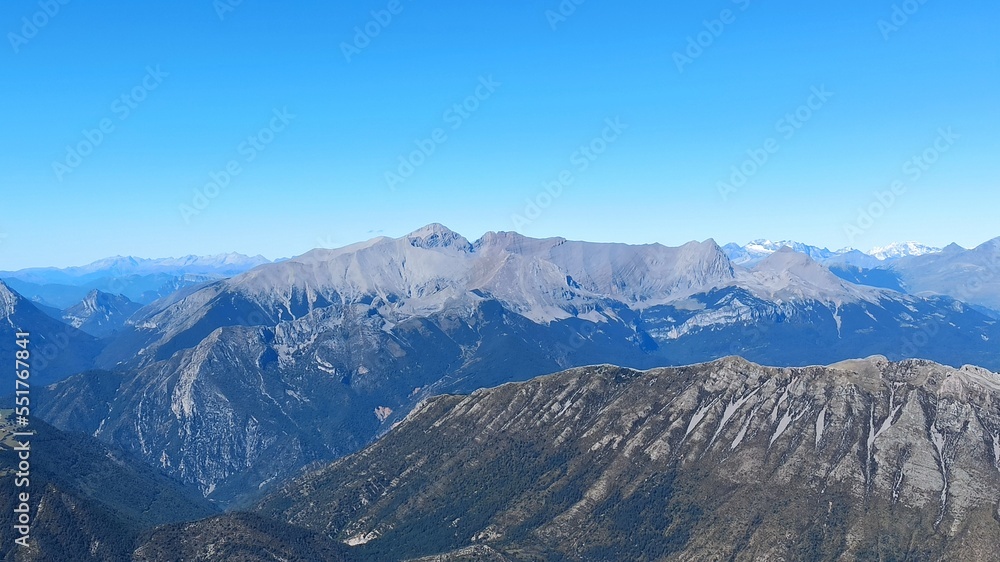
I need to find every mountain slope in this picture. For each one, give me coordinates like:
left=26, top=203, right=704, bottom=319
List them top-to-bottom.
left=890, top=237, right=1000, bottom=311
left=802, top=239, right=1000, bottom=315
left=746, top=246, right=878, bottom=303
left=640, top=248, right=1000, bottom=369
left=39, top=298, right=662, bottom=505
left=258, top=357, right=1000, bottom=561
left=0, top=410, right=216, bottom=561
left=133, top=513, right=349, bottom=562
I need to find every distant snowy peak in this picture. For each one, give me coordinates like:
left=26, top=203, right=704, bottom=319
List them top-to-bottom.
left=725, top=239, right=947, bottom=266
left=746, top=239, right=836, bottom=261
left=725, top=240, right=835, bottom=266
left=869, top=242, right=944, bottom=261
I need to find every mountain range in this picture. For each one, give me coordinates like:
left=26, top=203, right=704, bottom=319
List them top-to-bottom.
left=3, top=225, right=1000, bottom=559
left=14, top=225, right=999, bottom=507
left=721, top=239, right=942, bottom=268
left=0, top=254, right=273, bottom=309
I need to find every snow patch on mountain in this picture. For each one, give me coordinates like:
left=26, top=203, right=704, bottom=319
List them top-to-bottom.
left=725, top=239, right=948, bottom=267
left=724, top=240, right=837, bottom=266
left=870, top=242, right=943, bottom=261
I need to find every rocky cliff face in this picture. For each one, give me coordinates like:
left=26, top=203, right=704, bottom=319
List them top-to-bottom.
left=259, top=357, right=1000, bottom=561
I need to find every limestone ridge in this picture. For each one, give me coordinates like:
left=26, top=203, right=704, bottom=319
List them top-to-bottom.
left=259, top=357, right=1000, bottom=561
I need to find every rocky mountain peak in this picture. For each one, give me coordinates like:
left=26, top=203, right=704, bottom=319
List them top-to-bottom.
left=405, top=223, right=473, bottom=252
left=472, top=230, right=566, bottom=255
left=753, top=245, right=826, bottom=275
left=746, top=246, right=876, bottom=304
left=62, top=289, right=141, bottom=337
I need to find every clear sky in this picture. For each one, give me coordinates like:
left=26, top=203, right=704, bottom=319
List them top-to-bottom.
left=2, top=0, right=998, bottom=269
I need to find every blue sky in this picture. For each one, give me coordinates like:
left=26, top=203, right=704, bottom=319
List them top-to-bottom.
left=1, top=0, right=997, bottom=268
